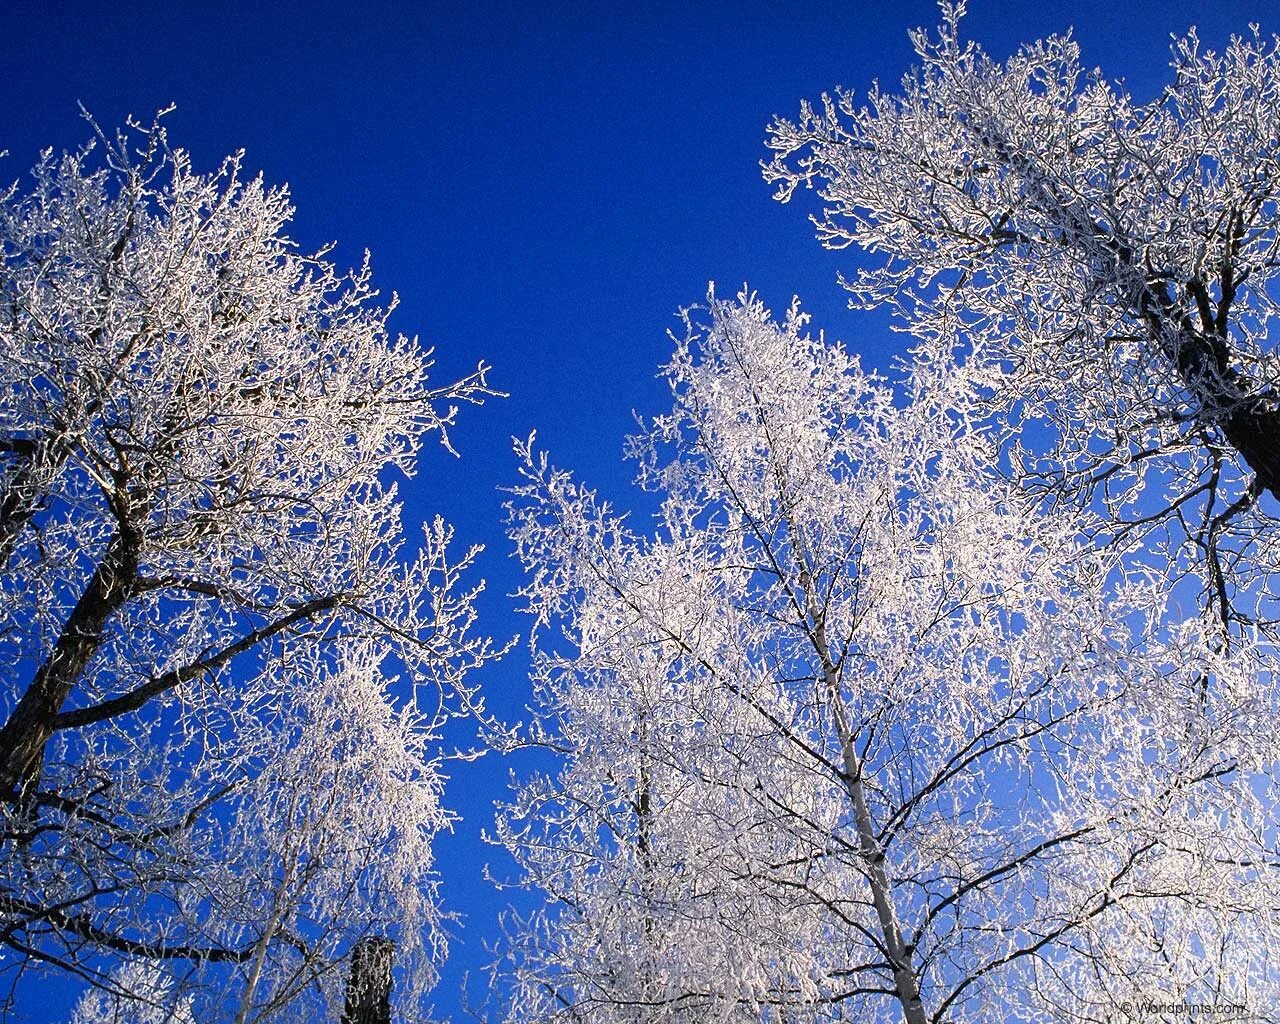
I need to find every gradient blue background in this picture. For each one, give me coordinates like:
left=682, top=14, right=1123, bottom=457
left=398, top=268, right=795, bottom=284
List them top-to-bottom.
left=0, top=1, right=1272, bottom=1019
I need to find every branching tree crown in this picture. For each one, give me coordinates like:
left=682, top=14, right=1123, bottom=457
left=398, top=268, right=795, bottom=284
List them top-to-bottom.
left=765, top=2, right=1280, bottom=654
left=493, top=290, right=1278, bottom=1023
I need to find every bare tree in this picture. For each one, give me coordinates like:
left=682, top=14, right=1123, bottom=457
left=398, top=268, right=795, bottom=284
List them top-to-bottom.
left=0, top=112, right=501, bottom=1020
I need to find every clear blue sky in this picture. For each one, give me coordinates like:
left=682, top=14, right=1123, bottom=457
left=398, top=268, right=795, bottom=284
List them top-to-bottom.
left=1, top=1, right=1272, bottom=1019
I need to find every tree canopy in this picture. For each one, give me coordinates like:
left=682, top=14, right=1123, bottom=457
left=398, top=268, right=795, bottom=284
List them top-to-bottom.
left=493, top=289, right=1277, bottom=1023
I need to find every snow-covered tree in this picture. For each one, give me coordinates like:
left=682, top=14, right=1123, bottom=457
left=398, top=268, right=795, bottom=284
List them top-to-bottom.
left=764, top=3, right=1280, bottom=657
left=0, top=112, right=501, bottom=1019
left=494, top=290, right=1278, bottom=1023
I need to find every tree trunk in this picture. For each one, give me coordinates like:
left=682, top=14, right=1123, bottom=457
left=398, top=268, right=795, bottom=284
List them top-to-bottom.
left=1137, top=277, right=1280, bottom=501
left=0, top=437, right=44, bottom=567
left=783, top=488, right=930, bottom=1024
left=0, top=529, right=138, bottom=798
left=803, top=611, right=930, bottom=1023
left=824, top=658, right=929, bottom=1024
left=340, top=937, right=395, bottom=1024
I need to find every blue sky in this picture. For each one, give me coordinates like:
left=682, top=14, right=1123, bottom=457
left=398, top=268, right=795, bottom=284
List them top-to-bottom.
left=1, top=0, right=1274, bottom=1019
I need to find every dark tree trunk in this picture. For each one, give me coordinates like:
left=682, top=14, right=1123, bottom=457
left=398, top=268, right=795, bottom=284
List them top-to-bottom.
left=978, top=126, right=1280, bottom=503
left=1137, top=274, right=1280, bottom=502
left=0, top=437, right=42, bottom=566
left=0, top=529, right=138, bottom=799
left=341, top=937, right=395, bottom=1024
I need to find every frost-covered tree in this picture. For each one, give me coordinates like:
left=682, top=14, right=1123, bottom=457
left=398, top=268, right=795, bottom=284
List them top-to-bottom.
left=766, top=3, right=1280, bottom=655
left=0, top=113, right=500, bottom=1020
left=494, top=290, right=1278, bottom=1023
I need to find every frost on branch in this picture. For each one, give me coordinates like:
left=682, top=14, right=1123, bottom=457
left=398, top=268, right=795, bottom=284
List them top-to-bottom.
left=766, top=6, right=1280, bottom=653
left=0, top=112, right=501, bottom=1020
left=493, top=289, right=1279, bottom=1023
left=68, top=960, right=195, bottom=1024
